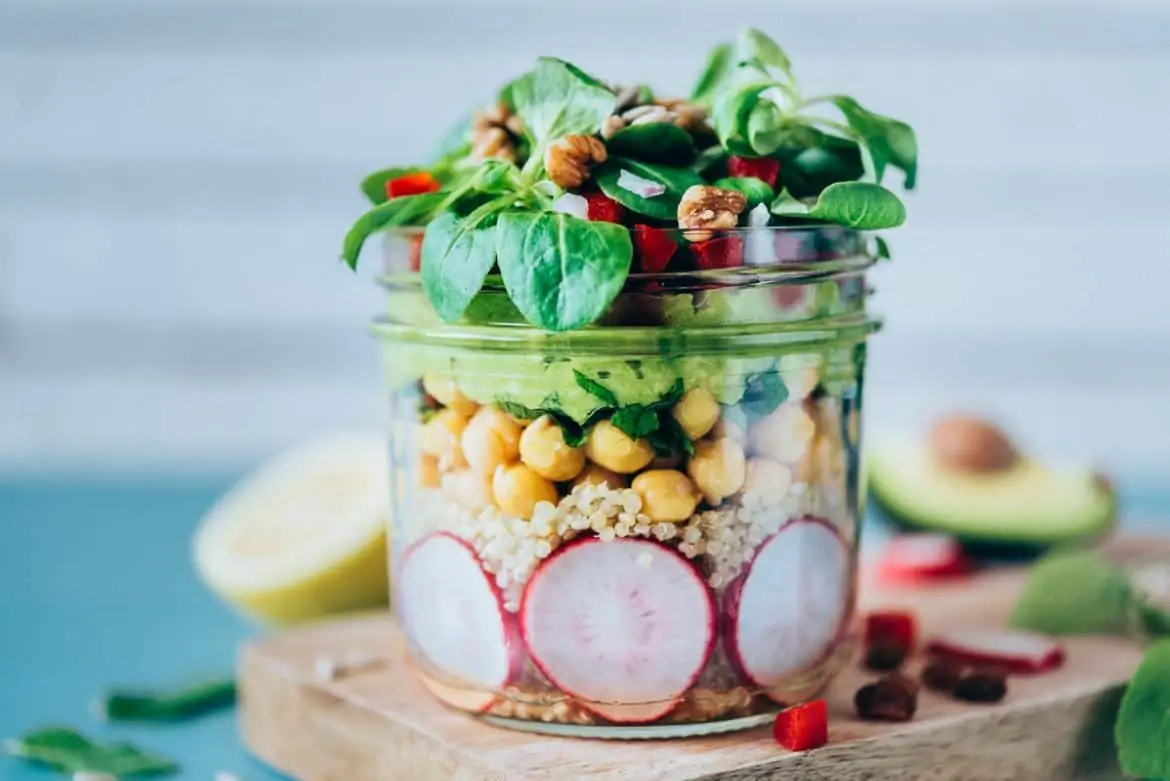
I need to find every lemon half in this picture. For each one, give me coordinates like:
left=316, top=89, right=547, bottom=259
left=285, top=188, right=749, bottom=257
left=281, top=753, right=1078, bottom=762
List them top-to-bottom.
left=193, top=435, right=391, bottom=624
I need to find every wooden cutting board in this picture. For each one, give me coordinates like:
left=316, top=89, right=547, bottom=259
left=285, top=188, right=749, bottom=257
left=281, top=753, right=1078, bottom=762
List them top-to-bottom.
left=238, top=565, right=1147, bottom=781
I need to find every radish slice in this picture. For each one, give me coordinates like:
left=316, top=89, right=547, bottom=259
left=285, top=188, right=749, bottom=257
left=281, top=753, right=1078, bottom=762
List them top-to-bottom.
left=724, top=516, right=851, bottom=698
left=397, top=532, right=521, bottom=694
left=876, top=533, right=975, bottom=584
left=519, top=537, right=715, bottom=724
left=927, top=629, right=1065, bottom=674
left=414, top=670, right=498, bottom=714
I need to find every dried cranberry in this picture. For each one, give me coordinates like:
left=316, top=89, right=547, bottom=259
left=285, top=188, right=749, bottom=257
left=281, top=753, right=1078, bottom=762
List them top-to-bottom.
left=727, top=155, right=781, bottom=188
left=385, top=172, right=441, bottom=199
left=583, top=192, right=625, bottom=223
left=632, top=225, right=678, bottom=273
left=691, top=235, right=744, bottom=270
left=864, top=641, right=908, bottom=672
left=921, top=657, right=964, bottom=692
left=954, top=668, right=1008, bottom=703
left=855, top=673, right=919, bottom=722
left=772, top=699, right=828, bottom=751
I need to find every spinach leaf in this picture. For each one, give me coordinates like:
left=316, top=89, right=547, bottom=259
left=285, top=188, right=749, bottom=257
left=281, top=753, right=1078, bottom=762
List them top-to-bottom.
left=736, top=29, right=794, bottom=81
left=691, top=42, right=734, bottom=108
left=511, top=57, right=615, bottom=146
left=712, top=80, right=791, bottom=157
left=830, top=96, right=917, bottom=189
left=606, top=123, right=696, bottom=165
left=781, top=134, right=865, bottom=198
left=693, top=145, right=729, bottom=177
left=594, top=158, right=705, bottom=221
left=360, top=166, right=423, bottom=205
left=714, top=176, right=775, bottom=211
left=771, top=181, right=906, bottom=230
left=341, top=191, right=448, bottom=269
left=420, top=211, right=500, bottom=322
left=495, top=212, right=632, bottom=331
left=742, top=369, right=788, bottom=419
left=574, top=370, right=620, bottom=407
left=1116, top=640, right=1170, bottom=780
left=95, top=677, right=236, bottom=723
left=4, top=726, right=178, bottom=777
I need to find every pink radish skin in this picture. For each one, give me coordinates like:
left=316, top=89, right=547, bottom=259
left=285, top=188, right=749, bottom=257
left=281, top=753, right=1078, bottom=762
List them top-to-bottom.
left=724, top=516, right=852, bottom=702
left=397, top=532, right=522, bottom=695
left=519, top=537, right=716, bottom=724
left=927, top=629, right=1066, bottom=674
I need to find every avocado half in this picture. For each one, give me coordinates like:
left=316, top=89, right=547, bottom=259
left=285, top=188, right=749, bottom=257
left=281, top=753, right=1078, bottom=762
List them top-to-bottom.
left=867, top=439, right=1118, bottom=559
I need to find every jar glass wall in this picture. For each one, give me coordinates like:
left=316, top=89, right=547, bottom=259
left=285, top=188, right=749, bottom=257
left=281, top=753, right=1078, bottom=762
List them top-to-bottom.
left=375, top=226, right=879, bottom=738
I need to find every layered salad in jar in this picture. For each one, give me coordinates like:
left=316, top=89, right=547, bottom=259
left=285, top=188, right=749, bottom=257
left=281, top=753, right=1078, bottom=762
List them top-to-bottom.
left=341, top=29, right=915, bottom=736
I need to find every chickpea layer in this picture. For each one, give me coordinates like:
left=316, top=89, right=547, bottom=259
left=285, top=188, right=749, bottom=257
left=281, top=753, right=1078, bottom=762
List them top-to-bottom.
left=422, top=373, right=479, bottom=417
left=672, top=388, right=720, bottom=440
left=462, top=406, right=522, bottom=475
left=419, top=408, right=470, bottom=471
left=520, top=415, right=586, bottom=481
left=585, top=420, right=655, bottom=474
left=688, top=436, right=747, bottom=506
left=493, top=463, right=559, bottom=518
left=572, top=463, right=628, bottom=490
left=632, top=469, right=701, bottom=522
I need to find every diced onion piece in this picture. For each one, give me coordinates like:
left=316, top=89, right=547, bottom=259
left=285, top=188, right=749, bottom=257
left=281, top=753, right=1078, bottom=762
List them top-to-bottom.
left=617, top=169, right=667, bottom=198
left=551, top=192, right=589, bottom=220
left=746, top=203, right=773, bottom=266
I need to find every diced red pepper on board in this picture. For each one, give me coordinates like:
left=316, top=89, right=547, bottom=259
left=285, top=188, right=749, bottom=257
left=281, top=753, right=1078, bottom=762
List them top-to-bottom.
left=727, top=155, right=781, bottom=188
left=385, top=172, right=441, bottom=199
left=583, top=192, right=626, bottom=223
left=633, top=225, right=678, bottom=273
left=691, top=235, right=744, bottom=270
left=865, top=610, right=918, bottom=654
left=773, top=699, right=828, bottom=751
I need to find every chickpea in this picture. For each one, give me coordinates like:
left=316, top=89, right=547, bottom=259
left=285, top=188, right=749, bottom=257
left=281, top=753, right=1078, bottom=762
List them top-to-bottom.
left=779, top=363, right=820, bottom=402
left=422, top=373, right=479, bottom=416
left=671, top=388, right=720, bottom=440
left=748, top=402, right=816, bottom=465
left=462, top=406, right=522, bottom=475
left=419, top=408, right=469, bottom=470
left=519, top=415, right=585, bottom=481
left=711, top=416, right=745, bottom=443
left=584, top=420, right=655, bottom=474
left=687, top=436, right=747, bottom=506
left=418, top=454, right=442, bottom=488
left=743, top=457, right=793, bottom=501
left=493, top=463, right=559, bottom=518
left=571, top=463, right=628, bottom=490
left=441, top=469, right=495, bottom=512
left=632, top=469, right=701, bottom=523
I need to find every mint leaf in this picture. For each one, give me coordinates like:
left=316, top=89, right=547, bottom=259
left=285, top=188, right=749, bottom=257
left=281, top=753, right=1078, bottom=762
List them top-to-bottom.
left=511, top=57, right=615, bottom=146
left=830, top=96, right=917, bottom=190
left=606, top=123, right=696, bottom=165
left=594, top=158, right=705, bottom=221
left=713, top=176, right=775, bottom=211
left=771, top=181, right=906, bottom=230
left=341, top=191, right=448, bottom=269
left=420, top=211, right=499, bottom=323
left=495, top=212, right=632, bottom=331
left=742, top=369, right=788, bottom=419
left=573, top=370, right=620, bottom=407
left=611, top=405, right=659, bottom=440
left=1009, top=550, right=1138, bottom=636
left=1116, top=639, right=1170, bottom=780
left=95, top=677, right=236, bottom=723
left=4, top=727, right=178, bottom=776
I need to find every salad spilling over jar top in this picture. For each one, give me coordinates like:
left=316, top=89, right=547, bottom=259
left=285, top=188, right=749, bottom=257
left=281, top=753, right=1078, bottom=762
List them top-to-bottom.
left=340, top=28, right=915, bottom=738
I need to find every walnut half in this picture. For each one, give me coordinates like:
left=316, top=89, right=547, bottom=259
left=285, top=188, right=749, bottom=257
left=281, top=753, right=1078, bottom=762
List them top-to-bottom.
left=544, top=134, right=607, bottom=189
left=677, top=185, right=748, bottom=240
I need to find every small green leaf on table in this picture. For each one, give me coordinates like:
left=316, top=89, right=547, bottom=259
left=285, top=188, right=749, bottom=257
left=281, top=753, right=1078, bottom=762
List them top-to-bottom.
left=771, top=181, right=906, bottom=230
left=496, top=212, right=633, bottom=331
left=1009, top=550, right=1140, bottom=637
left=1116, top=639, right=1170, bottom=780
left=94, top=676, right=237, bottom=723
left=4, top=727, right=178, bottom=777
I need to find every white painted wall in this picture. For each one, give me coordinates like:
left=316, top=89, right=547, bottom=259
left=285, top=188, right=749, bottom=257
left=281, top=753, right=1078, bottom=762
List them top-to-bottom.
left=2, top=0, right=1169, bottom=472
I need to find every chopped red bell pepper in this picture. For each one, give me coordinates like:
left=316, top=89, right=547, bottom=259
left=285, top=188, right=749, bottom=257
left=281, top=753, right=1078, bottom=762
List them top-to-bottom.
left=727, top=155, right=781, bottom=188
left=385, top=172, right=441, bottom=199
left=583, top=192, right=625, bottom=223
left=633, top=225, right=678, bottom=273
left=407, top=233, right=424, bottom=272
left=691, top=235, right=744, bottom=270
left=865, top=610, right=918, bottom=654
left=773, top=699, right=828, bottom=751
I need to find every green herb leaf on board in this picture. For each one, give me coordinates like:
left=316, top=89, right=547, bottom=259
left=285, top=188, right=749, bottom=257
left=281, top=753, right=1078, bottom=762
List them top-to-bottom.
left=1009, top=550, right=1139, bottom=637
left=1115, top=639, right=1170, bottom=780
left=95, top=677, right=237, bottom=723
left=3, top=727, right=178, bottom=777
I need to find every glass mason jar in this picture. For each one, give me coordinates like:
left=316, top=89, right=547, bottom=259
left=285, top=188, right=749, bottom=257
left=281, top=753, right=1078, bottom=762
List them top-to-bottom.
left=374, top=225, right=880, bottom=738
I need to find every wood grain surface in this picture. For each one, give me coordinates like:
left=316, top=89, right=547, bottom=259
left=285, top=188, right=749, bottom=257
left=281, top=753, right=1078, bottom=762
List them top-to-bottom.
left=239, top=566, right=1145, bottom=781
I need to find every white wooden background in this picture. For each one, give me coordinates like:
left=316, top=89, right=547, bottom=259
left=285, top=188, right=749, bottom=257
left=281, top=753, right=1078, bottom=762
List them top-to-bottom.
left=2, top=0, right=1169, bottom=473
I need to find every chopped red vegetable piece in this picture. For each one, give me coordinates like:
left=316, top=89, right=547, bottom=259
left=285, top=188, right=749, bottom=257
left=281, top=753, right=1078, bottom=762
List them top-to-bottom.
left=728, top=155, right=781, bottom=188
left=385, top=172, right=441, bottom=199
left=583, top=192, right=625, bottom=223
left=633, top=225, right=678, bottom=273
left=407, top=233, right=424, bottom=272
left=691, top=235, right=744, bottom=270
left=876, top=533, right=976, bottom=584
left=865, top=610, right=917, bottom=654
left=927, top=629, right=1065, bottom=674
left=772, top=699, right=828, bottom=751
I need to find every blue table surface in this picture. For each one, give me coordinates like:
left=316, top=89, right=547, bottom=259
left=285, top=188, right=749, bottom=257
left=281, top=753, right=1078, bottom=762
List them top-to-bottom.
left=2, top=472, right=1169, bottom=781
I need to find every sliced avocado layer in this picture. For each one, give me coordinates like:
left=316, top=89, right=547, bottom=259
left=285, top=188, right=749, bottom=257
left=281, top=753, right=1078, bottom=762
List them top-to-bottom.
left=868, top=439, right=1116, bottom=550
